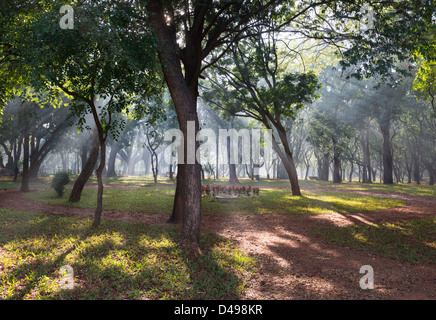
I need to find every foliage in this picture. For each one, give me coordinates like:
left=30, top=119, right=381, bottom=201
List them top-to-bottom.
left=3, top=0, right=163, bottom=138
left=325, top=1, right=436, bottom=83
left=204, top=31, right=322, bottom=124
left=413, top=56, right=436, bottom=110
left=51, top=171, right=70, bottom=197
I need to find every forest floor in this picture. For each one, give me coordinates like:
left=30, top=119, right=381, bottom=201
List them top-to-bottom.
left=0, top=183, right=435, bottom=300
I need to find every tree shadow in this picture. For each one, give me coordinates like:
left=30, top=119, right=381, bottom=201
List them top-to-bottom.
left=204, top=196, right=436, bottom=299
left=0, top=211, right=246, bottom=300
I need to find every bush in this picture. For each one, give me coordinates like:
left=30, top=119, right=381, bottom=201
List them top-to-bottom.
left=51, top=171, right=70, bottom=197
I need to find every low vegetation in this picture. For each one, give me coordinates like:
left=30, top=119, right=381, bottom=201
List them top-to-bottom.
left=1, top=177, right=434, bottom=300
left=25, top=183, right=404, bottom=216
left=0, top=209, right=255, bottom=300
left=314, top=218, right=436, bottom=264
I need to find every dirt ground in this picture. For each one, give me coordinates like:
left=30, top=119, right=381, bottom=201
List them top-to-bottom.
left=0, top=186, right=435, bottom=300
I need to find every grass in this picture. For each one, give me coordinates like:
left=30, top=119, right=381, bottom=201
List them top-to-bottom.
left=4, top=174, right=434, bottom=197
left=0, top=176, right=52, bottom=190
left=1, top=176, right=435, bottom=300
left=315, top=180, right=436, bottom=198
left=24, top=186, right=405, bottom=216
left=0, top=209, right=256, bottom=300
left=314, top=218, right=436, bottom=264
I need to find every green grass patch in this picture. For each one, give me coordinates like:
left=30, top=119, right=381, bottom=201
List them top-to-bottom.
left=3, top=175, right=434, bottom=197
left=0, top=176, right=52, bottom=190
left=319, top=181, right=436, bottom=198
left=25, top=186, right=404, bottom=216
left=26, top=187, right=175, bottom=213
left=203, top=189, right=404, bottom=215
left=0, top=209, right=256, bottom=300
left=314, top=218, right=436, bottom=264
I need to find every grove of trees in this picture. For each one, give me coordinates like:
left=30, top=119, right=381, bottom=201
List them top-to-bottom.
left=1, top=0, right=435, bottom=253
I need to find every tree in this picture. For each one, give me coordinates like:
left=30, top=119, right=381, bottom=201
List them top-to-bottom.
left=138, top=0, right=434, bottom=251
left=143, top=0, right=317, bottom=251
left=9, top=1, right=163, bottom=227
left=300, top=1, right=436, bottom=83
left=203, top=30, right=321, bottom=195
left=413, top=56, right=436, bottom=110
left=308, top=67, right=357, bottom=183
left=362, top=80, right=408, bottom=184
left=0, top=93, right=71, bottom=191
left=400, top=96, right=436, bottom=185
left=201, top=101, right=242, bottom=185
left=144, top=124, right=164, bottom=185
left=69, top=129, right=99, bottom=202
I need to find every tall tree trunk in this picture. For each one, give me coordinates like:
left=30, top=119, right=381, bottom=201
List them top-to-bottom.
left=148, top=0, right=202, bottom=253
left=380, top=122, right=394, bottom=184
left=360, top=126, right=372, bottom=183
left=21, top=133, right=30, bottom=192
left=228, top=135, right=240, bottom=184
left=13, top=138, right=22, bottom=182
left=92, top=140, right=105, bottom=228
left=215, top=140, right=219, bottom=179
left=333, top=149, right=342, bottom=183
left=151, top=150, right=158, bottom=184
left=320, top=153, right=330, bottom=181
left=413, top=153, right=420, bottom=184
left=316, top=155, right=322, bottom=180
left=422, top=157, right=435, bottom=186
left=349, top=161, right=354, bottom=182
left=168, top=164, right=185, bottom=224
left=304, top=164, right=310, bottom=180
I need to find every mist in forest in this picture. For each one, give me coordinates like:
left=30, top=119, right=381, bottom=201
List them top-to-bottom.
left=0, top=64, right=434, bottom=186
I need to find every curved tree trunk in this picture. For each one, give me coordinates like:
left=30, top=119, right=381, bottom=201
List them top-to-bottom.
left=270, top=129, right=301, bottom=196
left=69, top=131, right=99, bottom=202
left=106, top=142, right=121, bottom=177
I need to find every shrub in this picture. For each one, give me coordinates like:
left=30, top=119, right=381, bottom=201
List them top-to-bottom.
left=51, top=171, right=70, bottom=197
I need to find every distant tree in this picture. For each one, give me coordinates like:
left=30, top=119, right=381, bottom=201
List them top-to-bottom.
left=204, top=30, right=321, bottom=195
left=308, top=68, right=357, bottom=183
left=0, top=93, right=71, bottom=191
left=400, top=96, right=436, bottom=185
